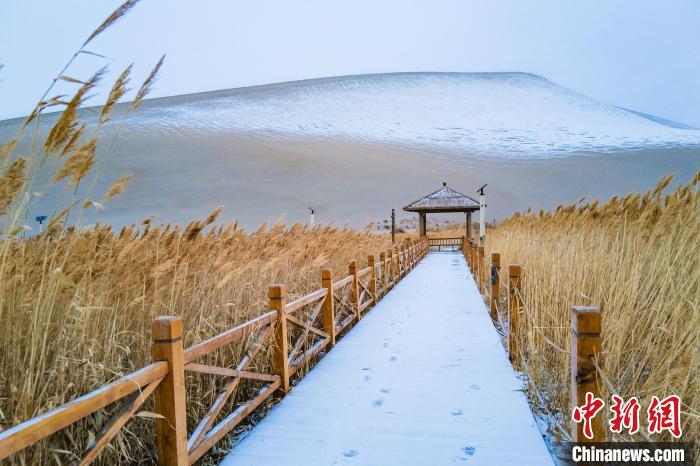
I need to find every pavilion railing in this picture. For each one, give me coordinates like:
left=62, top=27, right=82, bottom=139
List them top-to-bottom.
left=428, top=236, right=464, bottom=251
left=0, top=238, right=429, bottom=465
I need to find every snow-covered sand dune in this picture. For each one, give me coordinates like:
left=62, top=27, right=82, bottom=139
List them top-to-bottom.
left=127, top=72, right=700, bottom=158
left=0, top=73, right=698, bottom=228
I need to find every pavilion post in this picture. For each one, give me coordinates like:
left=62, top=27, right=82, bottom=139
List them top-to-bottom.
left=419, top=212, right=427, bottom=237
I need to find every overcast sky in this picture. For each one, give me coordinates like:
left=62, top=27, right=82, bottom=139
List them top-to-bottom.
left=2, top=0, right=699, bottom=126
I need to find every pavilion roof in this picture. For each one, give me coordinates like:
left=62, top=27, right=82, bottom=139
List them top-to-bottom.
left=403, top=182, right=480, bottom=212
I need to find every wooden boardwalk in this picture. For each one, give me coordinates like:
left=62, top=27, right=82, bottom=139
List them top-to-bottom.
left=221, top=251, right=552, bottom=466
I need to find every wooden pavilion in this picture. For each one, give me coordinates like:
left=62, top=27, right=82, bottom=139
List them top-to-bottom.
left=403, top=182, right=480, bottom=238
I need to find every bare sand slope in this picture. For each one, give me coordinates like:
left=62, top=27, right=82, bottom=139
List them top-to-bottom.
left=84, top=131, right=699, bottom=229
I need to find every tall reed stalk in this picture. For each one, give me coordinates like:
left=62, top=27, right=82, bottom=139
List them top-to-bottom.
left=483, top=174, right=699, bottom=450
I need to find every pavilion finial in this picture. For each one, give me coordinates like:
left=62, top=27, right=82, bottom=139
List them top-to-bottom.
left=443, top=181, right=447, bottom=186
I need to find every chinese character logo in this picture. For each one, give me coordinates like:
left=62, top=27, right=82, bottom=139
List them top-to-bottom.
left=572, top=392, right=605, bottom=440
left=609, top=395, right=640, bottom=435
left=647, top=395, right=682, bottom=438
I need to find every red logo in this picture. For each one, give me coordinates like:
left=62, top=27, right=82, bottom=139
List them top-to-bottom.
left=572, top=392, right=605, bottom=439
left=609, top=395, right=640, bottom=435
left=647, top=395, right=682, bottom=438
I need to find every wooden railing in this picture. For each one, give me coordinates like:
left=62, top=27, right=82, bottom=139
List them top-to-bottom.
left=428, top=236, right=463, bottom=251
left=0, top=238, right=430, bottom=464
left=461, top=238, right=606, bottom=442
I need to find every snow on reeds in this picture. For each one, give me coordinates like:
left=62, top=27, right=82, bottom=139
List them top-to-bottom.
left=484, top=173, right=699, bottom=447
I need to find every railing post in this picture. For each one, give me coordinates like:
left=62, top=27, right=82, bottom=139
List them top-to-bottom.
left=471, top=242, right=477, bottom=275
left=398, top=244, right=404, bottom=276
left=394, top=245, right=400, bottom=278
left=478, top=246, right=485, bottom=292
left=387, top=249, right=393, bottom=284
left=380, top=251, right=387, bottom=290
left=490, top=253, right=500, bottom=321
left=368, top=255, right=377, bottom=304
left=349, top=260, right=361, bottom=320
left=507, top=265, right=522, bottom=369
left=321, top=269, right=336, bottom=346
left=270, top=285, right=290, bottom=392
left=571, top=306, right=604, bottom=442
left=151, top=316, right=189, bottom=466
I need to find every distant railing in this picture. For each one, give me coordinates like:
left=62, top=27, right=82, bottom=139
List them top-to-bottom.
left=428, top=236, right=463, bottom=251
left=461, top=238, right=605, bottom=442
left=0, top=239, right=430, bottom=464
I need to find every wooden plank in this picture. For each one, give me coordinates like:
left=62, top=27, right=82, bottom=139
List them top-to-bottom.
left=379, top=252, right=387, bottom=296
left=368, top=255, right=377, bottom=305
left=349, top=260, right=361, bottom=321
left=507, top=265, right=523, bottom=369
left=357, top=266, right=372, bottom=278
left=321, top=269, right=336, bottom=346
left=332, top=275, right=353, bottom=290
left=270, top=285, right=290, bottom=392
left=286, top=288, right=327, bottom=314
left=287, top=298, right=326, bottom=365
left=571, top=306, right=605, bottom=442
left=184, top=311, right=277, bottom=364
left=335, top=313, right=355, bottom=335
left=286, top=314, right=330, bottom=340
left=151, top=316, right=189, bottom=466
left=187, top=325, right=272, bottom=453
left=288, top=337, right=332, bottom=376
left=0, top=361, right=168, bottom=460
left=184, top=364, right=279, bottom=383
left=78, top=378, right=162, bottom=465
left=188, top=380, right=281, bottom=464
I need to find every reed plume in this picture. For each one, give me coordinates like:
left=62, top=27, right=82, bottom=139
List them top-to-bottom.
left=131, top=55, right=165, bottom=110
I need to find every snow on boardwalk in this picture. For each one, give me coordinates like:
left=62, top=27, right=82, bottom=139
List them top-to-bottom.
left=221, top=252, right=552, bottom=466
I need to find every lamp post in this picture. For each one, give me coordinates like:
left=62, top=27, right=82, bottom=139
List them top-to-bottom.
left=477, top=184, right=487, bottom=245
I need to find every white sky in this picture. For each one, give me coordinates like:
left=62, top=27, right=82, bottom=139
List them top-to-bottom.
left=2, top=0, right=699, bottom=126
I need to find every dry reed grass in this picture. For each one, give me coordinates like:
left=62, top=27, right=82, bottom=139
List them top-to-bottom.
left=0, top=3, right=399, bottom=463
left=480, top=174, right=699, bottom=450
left=0, top=217, right=391, bottom=464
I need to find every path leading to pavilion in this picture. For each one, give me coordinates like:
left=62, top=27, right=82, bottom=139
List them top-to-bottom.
left=221, top=251, right=553, bottom=466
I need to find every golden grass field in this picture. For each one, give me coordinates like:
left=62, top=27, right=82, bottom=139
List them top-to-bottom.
left=440, top=173, right=699, bottom=454
left=0, top=217, right=394, bottom=464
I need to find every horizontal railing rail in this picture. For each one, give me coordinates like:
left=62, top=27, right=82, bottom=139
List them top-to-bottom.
left=0, top=238, right=430, bottom=465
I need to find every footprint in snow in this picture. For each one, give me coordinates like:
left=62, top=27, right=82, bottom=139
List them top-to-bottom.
left=389, top=356, right=397, bottom=362
left=363, top=375, right=371, bottom=382
left=470, top=384, right=480, bottom=390
left=380, top=387, right=390, bottom=394
left=372, top=398, right=384, bottom=407
left=451, top=408, right=463, bottom=416
left=463, top=446, right=476, bottom=456
left=343, top=449, right=359, bottom=458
